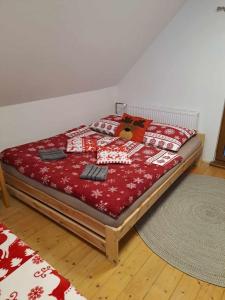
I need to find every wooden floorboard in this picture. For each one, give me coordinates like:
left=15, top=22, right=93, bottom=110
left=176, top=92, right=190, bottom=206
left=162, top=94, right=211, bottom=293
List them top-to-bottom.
left=1, top=161, right=225, bottom=299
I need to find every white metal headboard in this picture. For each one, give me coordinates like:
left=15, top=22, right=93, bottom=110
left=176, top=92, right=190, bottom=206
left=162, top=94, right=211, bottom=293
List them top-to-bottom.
left=115, top=102, right=199, bottom=130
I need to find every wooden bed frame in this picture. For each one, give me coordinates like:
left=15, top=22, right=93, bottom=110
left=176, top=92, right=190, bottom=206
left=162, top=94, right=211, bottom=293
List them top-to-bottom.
left=4, top=135, right=203, bottom=264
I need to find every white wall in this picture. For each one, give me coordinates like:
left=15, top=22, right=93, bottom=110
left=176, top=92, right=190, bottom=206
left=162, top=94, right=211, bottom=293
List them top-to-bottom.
left=0, top=0, right=185, bottom=106
left=118, top=0, right=225, bottom=162
left=0, top=87, right=116, bottom=151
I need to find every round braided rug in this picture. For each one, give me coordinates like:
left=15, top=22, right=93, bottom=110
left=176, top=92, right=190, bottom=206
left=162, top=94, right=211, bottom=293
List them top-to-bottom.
left=136, top=174, right=225, bottom=287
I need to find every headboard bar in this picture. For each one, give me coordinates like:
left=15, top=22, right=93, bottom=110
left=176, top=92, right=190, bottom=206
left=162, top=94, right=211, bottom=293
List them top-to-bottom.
left=115, top=102, right=199, bottom=130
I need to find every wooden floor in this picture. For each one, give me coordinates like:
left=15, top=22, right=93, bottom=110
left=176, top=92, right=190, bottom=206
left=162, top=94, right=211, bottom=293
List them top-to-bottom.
left=1, top=161, right=225, bottom=300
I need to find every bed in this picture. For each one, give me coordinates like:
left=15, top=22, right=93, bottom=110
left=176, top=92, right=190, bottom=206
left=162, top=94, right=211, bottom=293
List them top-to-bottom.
left=1, top=103, right=203, bottom=263
left=0, top=223, right=86, bottom=299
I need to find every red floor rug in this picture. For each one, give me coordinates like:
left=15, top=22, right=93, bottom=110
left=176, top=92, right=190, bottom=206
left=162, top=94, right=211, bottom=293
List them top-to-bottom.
left=0, top=223, right=86, bottom=299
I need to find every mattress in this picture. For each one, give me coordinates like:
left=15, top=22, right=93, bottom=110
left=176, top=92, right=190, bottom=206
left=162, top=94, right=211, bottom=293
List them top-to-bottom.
left=2, top=135, right=201, bottom=227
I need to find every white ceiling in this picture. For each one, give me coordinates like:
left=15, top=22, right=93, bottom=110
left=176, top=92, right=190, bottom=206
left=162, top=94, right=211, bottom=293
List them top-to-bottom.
left=0, top=0, right=186, bottom=106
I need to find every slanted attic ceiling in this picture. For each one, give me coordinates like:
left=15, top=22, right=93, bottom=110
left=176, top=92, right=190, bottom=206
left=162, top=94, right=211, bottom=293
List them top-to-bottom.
left=0, top=0, right=186, bottom=106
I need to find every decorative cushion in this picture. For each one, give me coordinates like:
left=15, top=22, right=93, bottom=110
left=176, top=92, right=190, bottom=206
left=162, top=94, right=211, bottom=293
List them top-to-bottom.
left=115, top=113, right=152, bottom=142
left=90, top=115, right=121, bottom=136
left=90, top=115, right=196, bottom=151
left=144, top=122, right=197, bottom=151
left=65, top=125, right=96, bottom=138
left=67, top=137, right=97, bottom=153
left=97, top=145, right=132, bottom=164
left=145, top=150, right=182, bottom=166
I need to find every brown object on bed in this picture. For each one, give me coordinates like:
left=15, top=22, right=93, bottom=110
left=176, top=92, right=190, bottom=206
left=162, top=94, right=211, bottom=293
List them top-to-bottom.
left=3, top=134, right=204, bottom=263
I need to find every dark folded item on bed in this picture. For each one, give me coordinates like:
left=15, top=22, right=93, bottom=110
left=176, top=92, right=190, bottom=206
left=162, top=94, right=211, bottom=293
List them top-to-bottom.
left=39, top=148, right=67, bottom=161
left=80, top=164, right=108, bottom=181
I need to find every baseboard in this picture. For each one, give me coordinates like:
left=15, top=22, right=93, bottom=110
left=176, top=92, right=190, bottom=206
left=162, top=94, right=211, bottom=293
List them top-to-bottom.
left=209, top=160, right=225, bottom=169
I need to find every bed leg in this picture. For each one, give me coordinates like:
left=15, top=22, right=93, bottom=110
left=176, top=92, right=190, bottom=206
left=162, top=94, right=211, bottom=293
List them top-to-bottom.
left=193, top=152, right=202, bottom=168
left=0, top=166, right=10, bottom=207
left=105, top=227, right=119, bottom=264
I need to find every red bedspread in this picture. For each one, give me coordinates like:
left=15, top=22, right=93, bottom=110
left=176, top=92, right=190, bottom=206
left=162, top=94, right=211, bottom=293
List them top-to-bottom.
left=1, top=126, right=182, bottom=218
left=0, top=224, right=86, bottom=299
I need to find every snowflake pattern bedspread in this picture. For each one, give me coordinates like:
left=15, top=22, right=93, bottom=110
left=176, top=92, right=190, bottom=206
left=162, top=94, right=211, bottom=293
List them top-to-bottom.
left=1, top=126, right=182, bottom=218
left=0, top=224, right=86, bottom=300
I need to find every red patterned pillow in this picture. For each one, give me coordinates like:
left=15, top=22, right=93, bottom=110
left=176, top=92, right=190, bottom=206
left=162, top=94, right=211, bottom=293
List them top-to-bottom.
left=115, top=113, right=152, bottom=142
left=90, top=115, right=121, bottom=136
left=144, top=122, right=197, bottom=151
left=65, top=125, right=95, bottom=138
left=67, top=137, right=97, bottom=152
left=97, top=145, right=132, bottom=164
